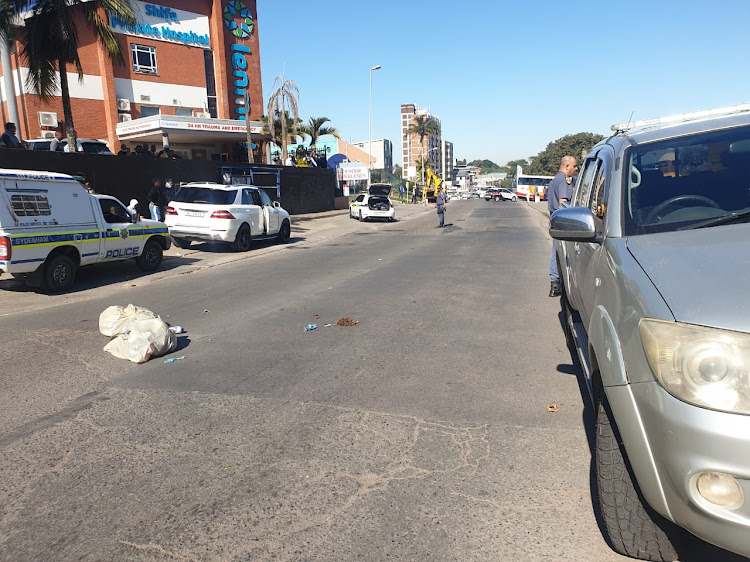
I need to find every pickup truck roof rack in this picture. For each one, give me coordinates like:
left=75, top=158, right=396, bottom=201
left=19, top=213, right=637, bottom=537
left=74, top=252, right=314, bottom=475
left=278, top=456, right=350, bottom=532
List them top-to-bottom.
left=611, top=103, right=750, bottom=132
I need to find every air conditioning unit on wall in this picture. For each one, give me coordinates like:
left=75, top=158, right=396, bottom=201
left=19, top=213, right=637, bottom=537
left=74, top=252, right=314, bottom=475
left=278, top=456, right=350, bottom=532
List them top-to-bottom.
left=117, top=99, right=131, bottom=112
left=38, top=111, right=58, bottom=127
left=194, top=112, right=210, bottom=118
left=119, top=113, right=132, bottom=122
left=41, top=131, right=56, bottom=139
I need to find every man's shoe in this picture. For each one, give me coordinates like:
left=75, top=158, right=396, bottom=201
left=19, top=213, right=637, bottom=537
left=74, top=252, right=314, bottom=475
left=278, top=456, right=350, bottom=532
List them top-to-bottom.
left=549, top=281, right=561, bottom=297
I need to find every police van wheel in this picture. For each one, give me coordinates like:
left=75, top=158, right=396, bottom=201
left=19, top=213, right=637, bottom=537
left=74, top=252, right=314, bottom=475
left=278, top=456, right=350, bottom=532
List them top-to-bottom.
left=136, top=239, right=163, bottom=272
left=44, top=255, right=76, bottom=292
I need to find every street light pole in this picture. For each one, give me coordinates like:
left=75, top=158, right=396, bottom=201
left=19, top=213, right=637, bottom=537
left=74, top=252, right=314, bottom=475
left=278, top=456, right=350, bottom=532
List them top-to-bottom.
left=368, top=64, right=381, bottom=187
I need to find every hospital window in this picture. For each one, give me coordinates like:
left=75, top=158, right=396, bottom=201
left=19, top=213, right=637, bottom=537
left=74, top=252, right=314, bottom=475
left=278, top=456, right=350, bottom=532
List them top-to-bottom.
left=132, top=44, right=157, bottom=74
left=140, top=106, right=160, bottom=118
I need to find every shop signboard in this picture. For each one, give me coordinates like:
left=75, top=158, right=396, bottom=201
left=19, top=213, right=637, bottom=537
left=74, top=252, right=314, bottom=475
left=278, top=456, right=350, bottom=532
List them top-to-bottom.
left=110, top=1, right=211, bottom=48
left=222, top=1, right=261, bottom=122
left=340, top=166, right=369, bottom=181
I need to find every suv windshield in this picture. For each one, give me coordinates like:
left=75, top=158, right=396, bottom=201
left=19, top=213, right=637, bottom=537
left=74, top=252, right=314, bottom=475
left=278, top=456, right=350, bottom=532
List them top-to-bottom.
left=623, top=125, right=750, bottom=235
left=173, top=188, right=237, bottom=205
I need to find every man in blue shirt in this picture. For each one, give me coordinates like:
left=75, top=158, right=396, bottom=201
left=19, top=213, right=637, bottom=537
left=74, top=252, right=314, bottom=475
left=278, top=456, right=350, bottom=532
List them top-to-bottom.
left=547, top=155, right=578, bottom=297
left=435, top=186, right=447, bottom=227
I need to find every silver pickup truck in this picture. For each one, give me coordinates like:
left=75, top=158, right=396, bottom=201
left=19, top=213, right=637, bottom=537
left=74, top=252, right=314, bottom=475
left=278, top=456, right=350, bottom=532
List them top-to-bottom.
left=550, top=106, right=750, bottom=561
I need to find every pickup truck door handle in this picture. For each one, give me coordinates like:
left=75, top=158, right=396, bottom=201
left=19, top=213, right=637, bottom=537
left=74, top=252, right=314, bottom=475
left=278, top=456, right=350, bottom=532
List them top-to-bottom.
left=574, top=243, right=582, bottom=255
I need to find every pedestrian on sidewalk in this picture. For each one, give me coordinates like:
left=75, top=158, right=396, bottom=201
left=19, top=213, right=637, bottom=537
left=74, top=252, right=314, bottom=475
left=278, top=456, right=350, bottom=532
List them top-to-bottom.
left=547, top=155, right=578, bottom=297
left=147, top=177, right=168, bottom=221
left=435, top=186, right=447, bottom=227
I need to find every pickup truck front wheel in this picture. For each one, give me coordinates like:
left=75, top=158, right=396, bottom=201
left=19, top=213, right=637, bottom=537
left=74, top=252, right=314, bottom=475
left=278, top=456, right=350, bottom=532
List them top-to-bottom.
left=136, top=239, right=163, bottom=272
left=44, top=254, right=76, bottom=292
left=596, top=394, right=678, bottom=561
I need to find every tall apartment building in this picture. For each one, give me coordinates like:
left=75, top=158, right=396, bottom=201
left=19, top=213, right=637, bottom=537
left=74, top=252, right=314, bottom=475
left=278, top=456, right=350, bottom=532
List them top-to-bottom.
left=400, top=103, right=441, bottom=181
left=352, top=139, right=393, bottom=172
left=441, top=140, right=454, bottom=186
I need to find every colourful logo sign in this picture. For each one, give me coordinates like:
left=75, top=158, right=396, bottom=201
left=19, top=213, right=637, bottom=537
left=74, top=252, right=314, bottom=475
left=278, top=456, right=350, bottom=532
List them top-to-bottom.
left=223, top=1, right=254, bottom=39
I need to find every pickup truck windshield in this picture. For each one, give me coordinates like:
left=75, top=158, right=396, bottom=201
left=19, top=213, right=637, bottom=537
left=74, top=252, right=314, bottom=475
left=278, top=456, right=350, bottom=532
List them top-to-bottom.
left=623, top=126, right=750, bottom=235
left=172, top=188, right=237, bottom=205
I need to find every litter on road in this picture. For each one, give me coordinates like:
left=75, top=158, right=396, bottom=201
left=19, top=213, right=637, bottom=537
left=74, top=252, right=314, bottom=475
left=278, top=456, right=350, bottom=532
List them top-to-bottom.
left=99, top=304, right=177, bottom=364
left=336, top=317, right=359, bottom=327
left=304, top=324, right=318, bottom=332
left=164, top=356, right=187, bottom=364
left=546, top=404, right=559, bottom=413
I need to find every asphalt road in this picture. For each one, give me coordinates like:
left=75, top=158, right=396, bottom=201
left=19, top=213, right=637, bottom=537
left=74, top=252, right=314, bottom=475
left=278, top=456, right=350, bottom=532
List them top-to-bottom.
left=0, top=200, right=744, bottom=561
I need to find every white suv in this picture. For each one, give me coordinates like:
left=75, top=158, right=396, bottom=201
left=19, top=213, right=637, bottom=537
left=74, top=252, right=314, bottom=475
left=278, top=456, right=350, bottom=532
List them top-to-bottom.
left=165, top=183, right=291, bottom=251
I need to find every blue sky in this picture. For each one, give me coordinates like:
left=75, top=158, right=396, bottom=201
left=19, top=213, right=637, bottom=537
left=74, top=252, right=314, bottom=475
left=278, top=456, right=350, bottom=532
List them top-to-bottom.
left=258, top=0, right=750, bottom=167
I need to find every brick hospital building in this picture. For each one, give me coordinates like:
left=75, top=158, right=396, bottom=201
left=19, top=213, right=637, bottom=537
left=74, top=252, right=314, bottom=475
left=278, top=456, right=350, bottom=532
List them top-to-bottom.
left=0, top=0, right=266, bottom=161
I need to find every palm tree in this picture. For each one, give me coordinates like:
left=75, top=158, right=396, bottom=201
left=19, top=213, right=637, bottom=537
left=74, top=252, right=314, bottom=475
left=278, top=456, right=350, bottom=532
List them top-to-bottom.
left=8, top=0, right=135, bottom=151
left=266, top=73, right=300, bottom=163
left=262, top=111, right=302, bottom=163
left=406, top=115, right=439, bottom=184
left=300, top=116, right=340, bottom=151
left=415, top=156, right=435, bottom=179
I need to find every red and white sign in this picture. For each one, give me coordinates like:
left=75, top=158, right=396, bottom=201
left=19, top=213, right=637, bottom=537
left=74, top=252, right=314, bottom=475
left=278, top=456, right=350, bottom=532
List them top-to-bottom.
left=117, top=118, right=263, bottom=136
left=177, top=121, right=262, bottom=133
left=339, top=166, right=369, bottom=181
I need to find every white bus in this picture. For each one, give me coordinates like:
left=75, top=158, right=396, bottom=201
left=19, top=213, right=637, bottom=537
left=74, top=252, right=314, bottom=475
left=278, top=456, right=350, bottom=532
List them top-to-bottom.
left=515, top=174, right=554, bottom=201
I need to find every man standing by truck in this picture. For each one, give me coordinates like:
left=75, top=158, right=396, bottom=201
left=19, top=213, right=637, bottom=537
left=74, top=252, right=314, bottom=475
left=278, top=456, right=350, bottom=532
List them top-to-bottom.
left=547, top=155, right=578, bottom=297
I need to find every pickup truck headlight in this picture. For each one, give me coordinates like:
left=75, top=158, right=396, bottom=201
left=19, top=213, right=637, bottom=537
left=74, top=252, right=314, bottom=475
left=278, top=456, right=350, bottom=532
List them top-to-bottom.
left=640, top=319, right=750, bottom=414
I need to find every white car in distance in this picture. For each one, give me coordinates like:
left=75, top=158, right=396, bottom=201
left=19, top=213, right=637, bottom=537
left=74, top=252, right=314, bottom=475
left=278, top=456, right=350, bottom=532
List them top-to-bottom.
left=165, top=183, right=291, bottom=251
left=349, top=183, right=396, bottom=221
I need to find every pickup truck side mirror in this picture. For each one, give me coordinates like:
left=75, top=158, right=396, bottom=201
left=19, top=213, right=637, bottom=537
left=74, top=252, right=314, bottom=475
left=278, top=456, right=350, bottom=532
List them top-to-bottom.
left=273, top=201, right=280, bottom=209
left=549, top=207, right=598, bottom=242
left=130, top=211, right=138, bottom=223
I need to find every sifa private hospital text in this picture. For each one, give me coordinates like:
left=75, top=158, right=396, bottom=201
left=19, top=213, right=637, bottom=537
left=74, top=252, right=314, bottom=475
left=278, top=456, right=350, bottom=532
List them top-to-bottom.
left=110, top=18, right=209, bottom=46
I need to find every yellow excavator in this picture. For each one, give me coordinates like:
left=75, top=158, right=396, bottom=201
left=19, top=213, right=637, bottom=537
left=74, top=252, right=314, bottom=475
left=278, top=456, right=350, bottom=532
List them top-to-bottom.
left=424, top=169, right=443, bottom=202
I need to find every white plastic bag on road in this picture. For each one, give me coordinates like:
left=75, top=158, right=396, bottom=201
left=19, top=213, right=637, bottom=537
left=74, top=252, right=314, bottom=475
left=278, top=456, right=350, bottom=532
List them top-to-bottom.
left=99, top=304, right=158, bottom=337
left=100, top=305, right=177, bottom=363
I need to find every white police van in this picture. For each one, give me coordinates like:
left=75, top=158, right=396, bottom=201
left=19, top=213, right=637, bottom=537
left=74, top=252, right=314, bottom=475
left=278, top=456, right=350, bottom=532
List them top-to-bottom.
left=0, top=169, right=171, bottom=292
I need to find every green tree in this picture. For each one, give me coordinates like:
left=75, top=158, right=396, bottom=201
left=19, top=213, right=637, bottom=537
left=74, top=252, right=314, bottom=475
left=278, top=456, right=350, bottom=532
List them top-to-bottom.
left=7, top=0, right=136, bottom=151
left=266, top=74, right=300, bottom=163
left=262, top=111, right=302, bottom=162
left=406, top=115, right=439, bottom=183
left=299, top=116, right=340, bottom=150
left=526, top=133, right=604, bottom=175
left=415, top=156, right=434, bottom=179
left=468, top=159, right=502, bottom=172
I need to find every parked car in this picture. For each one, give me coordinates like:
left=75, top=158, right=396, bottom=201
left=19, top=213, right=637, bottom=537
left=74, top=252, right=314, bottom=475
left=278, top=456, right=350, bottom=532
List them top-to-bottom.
left=550, top=106, right=750, bottom=561
left=27, top=138, right=114, bottom=154
left=0, top=169, right=170, bottom=292
left=165, top=183, right=291, bottom=251
left=349, top=183, right=396, bottom=221
left=484, top=188, right=517, bottom=202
